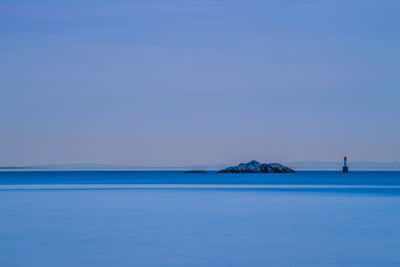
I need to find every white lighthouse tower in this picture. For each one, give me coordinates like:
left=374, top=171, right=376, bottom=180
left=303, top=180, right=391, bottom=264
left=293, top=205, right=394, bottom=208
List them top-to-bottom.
left=343, top=156, right=349, bottom=173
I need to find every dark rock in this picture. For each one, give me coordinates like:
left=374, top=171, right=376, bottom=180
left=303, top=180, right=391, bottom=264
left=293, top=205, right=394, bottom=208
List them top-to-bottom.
left=217, top=160, right=295, bottom=173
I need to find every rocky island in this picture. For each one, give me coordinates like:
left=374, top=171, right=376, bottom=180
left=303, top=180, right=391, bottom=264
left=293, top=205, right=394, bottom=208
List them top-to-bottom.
left=218, top=160, right=295, bottom=173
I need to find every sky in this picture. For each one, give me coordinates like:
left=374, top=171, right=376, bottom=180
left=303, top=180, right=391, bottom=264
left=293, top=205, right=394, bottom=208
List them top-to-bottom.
left=1, top=0, right=400, bottom=167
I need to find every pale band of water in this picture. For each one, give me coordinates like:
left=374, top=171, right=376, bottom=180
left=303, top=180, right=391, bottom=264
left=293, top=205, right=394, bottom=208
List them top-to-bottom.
left=2, top=184, right=400, bottom=190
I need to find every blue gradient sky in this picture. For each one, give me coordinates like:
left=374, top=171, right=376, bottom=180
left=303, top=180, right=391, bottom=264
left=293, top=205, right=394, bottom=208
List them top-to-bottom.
left=1, top=0, right=399, bottom=166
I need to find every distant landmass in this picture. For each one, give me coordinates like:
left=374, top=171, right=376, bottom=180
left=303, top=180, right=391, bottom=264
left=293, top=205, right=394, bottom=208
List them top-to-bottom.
left=1, top=161, right=400, bottom=170
left=288, top=161, right=400, bottom=170
left=0, top=163, right=226, bottom=171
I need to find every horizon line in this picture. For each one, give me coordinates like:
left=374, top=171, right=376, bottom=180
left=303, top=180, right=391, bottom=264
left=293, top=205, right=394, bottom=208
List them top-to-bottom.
left=2, top=160, right=400, bottom=171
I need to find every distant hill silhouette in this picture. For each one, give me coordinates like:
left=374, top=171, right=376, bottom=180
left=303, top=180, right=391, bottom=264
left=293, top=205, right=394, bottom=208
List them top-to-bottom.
left=1, top=161, right=400, bottom=170
left=288, top=161, right=400, bottom=170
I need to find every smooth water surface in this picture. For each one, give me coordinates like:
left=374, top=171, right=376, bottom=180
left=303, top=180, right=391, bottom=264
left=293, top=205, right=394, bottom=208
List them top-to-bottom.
left=1, top=170, right=400, bottom=185
left=1, top=171, right=400, bottom=266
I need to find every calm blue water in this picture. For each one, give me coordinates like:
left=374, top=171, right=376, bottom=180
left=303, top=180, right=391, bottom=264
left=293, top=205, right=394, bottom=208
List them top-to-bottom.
left=1, top=170, right=400, bottom=186
left=1, top=171, right=400, bottom=266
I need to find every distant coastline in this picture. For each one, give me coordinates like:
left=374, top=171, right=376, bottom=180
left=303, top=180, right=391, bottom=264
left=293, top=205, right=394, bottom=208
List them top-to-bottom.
left=2, top=161, right=400, bottom=171
left=289, top=161, right=400, bottom=170
left=0, top=166, right=36, bottom=170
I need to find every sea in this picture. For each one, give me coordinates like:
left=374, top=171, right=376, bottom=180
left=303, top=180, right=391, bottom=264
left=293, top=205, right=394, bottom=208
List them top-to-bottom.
left=1, top=170, right=400, bottom=267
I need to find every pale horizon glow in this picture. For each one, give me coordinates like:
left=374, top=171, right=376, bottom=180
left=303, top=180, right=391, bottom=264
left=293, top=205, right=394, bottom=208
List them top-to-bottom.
left=1, top=0, right=400, bottom=166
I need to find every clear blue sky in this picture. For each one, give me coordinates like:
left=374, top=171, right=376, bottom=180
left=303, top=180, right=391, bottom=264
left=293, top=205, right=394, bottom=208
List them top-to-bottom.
left=1, top=0, right=399, bottom=166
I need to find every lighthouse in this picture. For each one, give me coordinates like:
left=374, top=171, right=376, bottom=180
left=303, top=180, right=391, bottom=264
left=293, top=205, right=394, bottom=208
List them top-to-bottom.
left=343, top=156, right=349, bottom=173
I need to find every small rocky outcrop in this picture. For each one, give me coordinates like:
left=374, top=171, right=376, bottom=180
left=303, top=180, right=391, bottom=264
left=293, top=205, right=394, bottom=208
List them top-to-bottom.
left=217, top=160, right=295, bottom=173
left=184, top=170, right=208, bottom=174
